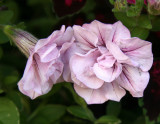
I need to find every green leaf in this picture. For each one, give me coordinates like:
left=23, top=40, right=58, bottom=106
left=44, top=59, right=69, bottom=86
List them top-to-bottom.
left=81, top=0, right=96, bottom=13
left=109, top=0, right=115, bottom=5
left=112, top=0, right=127, bottom=12
left=126, top=0, right=143, bottom=17
left=0, top=10, right=13, bottom=24
left=114, top=12, right=137, bottom=28
left=137, top=15, right=152, bottom=29
left=151, top=18, right=160, bottom=31
left=130, top=27, right=149, bottom=40
left=0, top=30, right=9, bottom=44
left=0, top=65, right=19, bottom=87
left=4, top=75, right=19, bottom=85
left=64, top=83, right=87, bottom=108
left=0, top=89, right=4, bottom=94
left=7, top=91, right=23, bottom=111
left=0, top=97, right=20, bottom=124
left=138, top=98, right=144, bottom=107
left=107, top=101, right=121, bottom=117
left=30, top=105, right=66, bottom=124
left=67, top=105, right=95, bottom=122
left=157, top=114, right=160, bottom=123
left=95, top=115, right=121, bottom=124
left=133, top=116, right=145, bottom=124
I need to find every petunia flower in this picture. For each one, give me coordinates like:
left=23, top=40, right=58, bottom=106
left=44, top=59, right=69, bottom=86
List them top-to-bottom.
left=127, top=0, right=147, bottom=5
left=127, top=0, right=136, bottom=4
left=70, top=20, right=153, bottom=104
left=18, top=26, right=74, bottom=99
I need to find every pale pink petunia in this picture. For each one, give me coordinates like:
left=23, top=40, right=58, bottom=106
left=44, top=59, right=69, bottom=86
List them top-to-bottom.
left=71, top=20, right=153, bottom=104
left=18, top=26, right=74, bottom=99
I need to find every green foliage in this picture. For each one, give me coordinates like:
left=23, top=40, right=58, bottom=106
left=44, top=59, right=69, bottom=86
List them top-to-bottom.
left=0, top=10, right=13, bottom=24
left=114, top=12, right=151, bottom=39
left=130, top=27, right=149, bottom=40
left=0, top=30, right=9, bottom=44
left=64, top=83, right=87, bottom=108
left=0, top=97, right=20, bottom=124
left=106, top=101, right=121, bottom=117
left=30, top=105, right=66, bottom=124
left=67, top=105, right=95, bottom=122
left=95, top=115, right=121, bottom=124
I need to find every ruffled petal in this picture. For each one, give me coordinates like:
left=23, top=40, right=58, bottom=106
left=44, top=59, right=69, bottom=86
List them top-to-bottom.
left=82, top=20, right=113, bottom=45
left=112, top=21, right=131, bottom=42
left=34, top=25, right=65, bottom=51
left=73, top=25, right=99, bottom=51
left=35, top=26, right=74, bottom=63
left=120, top=38, right=153, bottom=71
left=106, top=41, right=129, bottom=62
left=62, top=42, right=86, bottom=82
left=37, top=43, right=59, bottom=63
left=70, top=49, right=104, bottom=89
left=18, top=53, right=63, bottom=99
left=18, top=54, right=52, bottom=99
left=47, top=60, right=64, bottom=84
left=93, top=62, right=122, bottom=82
left=118, top=64, right=150, bottom=97
left=74, top=81, right=126, bottom=104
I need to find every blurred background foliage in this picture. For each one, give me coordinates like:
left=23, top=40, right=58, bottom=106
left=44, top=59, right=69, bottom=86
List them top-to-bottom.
left=0, top=0, right=160, bottom=124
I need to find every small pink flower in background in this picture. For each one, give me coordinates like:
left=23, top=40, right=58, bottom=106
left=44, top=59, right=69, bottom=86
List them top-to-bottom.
left=65, top=0, right=82, bottom=6
left=127, top=0, right=136, bottom=4
left=127, top=0, right=147, bottom=5
left=71, top=20, right=153, bottom=104
left=18, top=26, right=74, bottom=99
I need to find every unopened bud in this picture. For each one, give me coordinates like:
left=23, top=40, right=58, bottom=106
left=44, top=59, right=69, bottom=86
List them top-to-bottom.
left=114, top=0, right=127, bottom=11
left=148, top=0, right=160, bottom=15
left=3, top=25, right=38, bottom=57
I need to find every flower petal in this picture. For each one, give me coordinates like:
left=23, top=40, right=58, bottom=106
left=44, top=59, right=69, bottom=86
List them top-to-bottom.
left=82, top=20, right=113, bottom=45
left=112, top=21, right=131, bottom=42
left=34, top=25, right=65, bottom=52
left=73, top=25, right=99, bottom=51
left=35, top=26, right=74, bottom=63
left=120, top=38, right=153, bottom=71
left=106, top=41, right=129, bottom=62
left=37, top=43, right=59, bottom=63
left=61, top=43, right=84, bottom=82
left=97, top=46, right=116, bottom=68
left=70, top=49, right=104, bottom=89
left=18, top=53, right=63, bottom=99
left=18, top=54, right=53, bottom=99
left=47, top=60, right=64, bottom=84
left=93, top=62, right=122, bottom=82
left=118, top=64, right=150, bottom=97
left=74, top=81, right=126, bottom=104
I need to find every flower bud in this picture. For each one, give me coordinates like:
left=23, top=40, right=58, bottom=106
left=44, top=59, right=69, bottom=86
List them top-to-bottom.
left=114, top=0, right=127, bottom=11
left=148, top=0, right=160, bottom=15
left=3, top=25, right=38, bottom=57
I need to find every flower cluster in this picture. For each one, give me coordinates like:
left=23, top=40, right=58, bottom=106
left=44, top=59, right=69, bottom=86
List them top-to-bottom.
left=16, top=20, right=153, bottom=104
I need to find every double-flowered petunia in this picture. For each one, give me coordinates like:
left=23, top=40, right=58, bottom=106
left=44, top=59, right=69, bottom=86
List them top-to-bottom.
left=70, top=20, right=153, bottom=104
left=18, top=26, right=74, bottom=99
